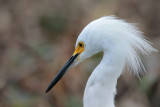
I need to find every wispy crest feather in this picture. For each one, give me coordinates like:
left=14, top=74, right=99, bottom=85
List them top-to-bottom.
left=103, top=16, right=158, bottom=75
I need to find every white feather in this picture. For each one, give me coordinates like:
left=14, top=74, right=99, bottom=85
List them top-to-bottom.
left=75, top=16, right=158, bottom=107
left=101, top=16, right=158, bottom=75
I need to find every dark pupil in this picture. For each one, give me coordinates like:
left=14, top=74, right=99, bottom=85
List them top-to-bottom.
left=79, top=43, right=82, bottom=47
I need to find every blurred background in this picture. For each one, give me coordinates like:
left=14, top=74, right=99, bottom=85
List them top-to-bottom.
left=0, top=0, right=160, bottom=107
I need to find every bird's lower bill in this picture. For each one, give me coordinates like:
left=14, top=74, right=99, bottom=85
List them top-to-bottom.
left=45, top=53, right=79, bottom=93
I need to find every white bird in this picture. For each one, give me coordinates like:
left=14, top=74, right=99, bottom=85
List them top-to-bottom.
left=46, top=16, right=158, bottom=107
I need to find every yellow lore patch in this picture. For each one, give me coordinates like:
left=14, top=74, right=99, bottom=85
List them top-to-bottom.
left=73, top=42, right=85, bottom=60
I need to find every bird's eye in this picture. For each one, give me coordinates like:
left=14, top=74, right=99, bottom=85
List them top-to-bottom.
left=78, top=42, right=84, bottom=48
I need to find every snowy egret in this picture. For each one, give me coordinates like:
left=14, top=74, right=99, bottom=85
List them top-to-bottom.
left=46, top=16, right=157, bottom=107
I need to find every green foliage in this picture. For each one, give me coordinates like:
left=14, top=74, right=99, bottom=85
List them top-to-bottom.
left=39, top=14, right=68, bottom=34
left=65, top=95, right=82, bottom=107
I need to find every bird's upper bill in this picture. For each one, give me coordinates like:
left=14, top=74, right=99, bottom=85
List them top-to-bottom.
left=45, top=42, right=85, bottom=93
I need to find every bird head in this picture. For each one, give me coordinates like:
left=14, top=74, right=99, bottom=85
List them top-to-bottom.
left=45, top=16, right=158, bottom=93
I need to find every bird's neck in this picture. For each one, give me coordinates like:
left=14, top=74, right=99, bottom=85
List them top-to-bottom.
left=83, top=51, right=125, bottom=107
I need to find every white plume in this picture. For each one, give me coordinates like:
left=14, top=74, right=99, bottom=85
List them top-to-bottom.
left=102, top=16, right=158, bottom=75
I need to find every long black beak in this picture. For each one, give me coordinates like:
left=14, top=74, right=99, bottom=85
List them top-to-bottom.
left=45, top=53, right=79, bottom=93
